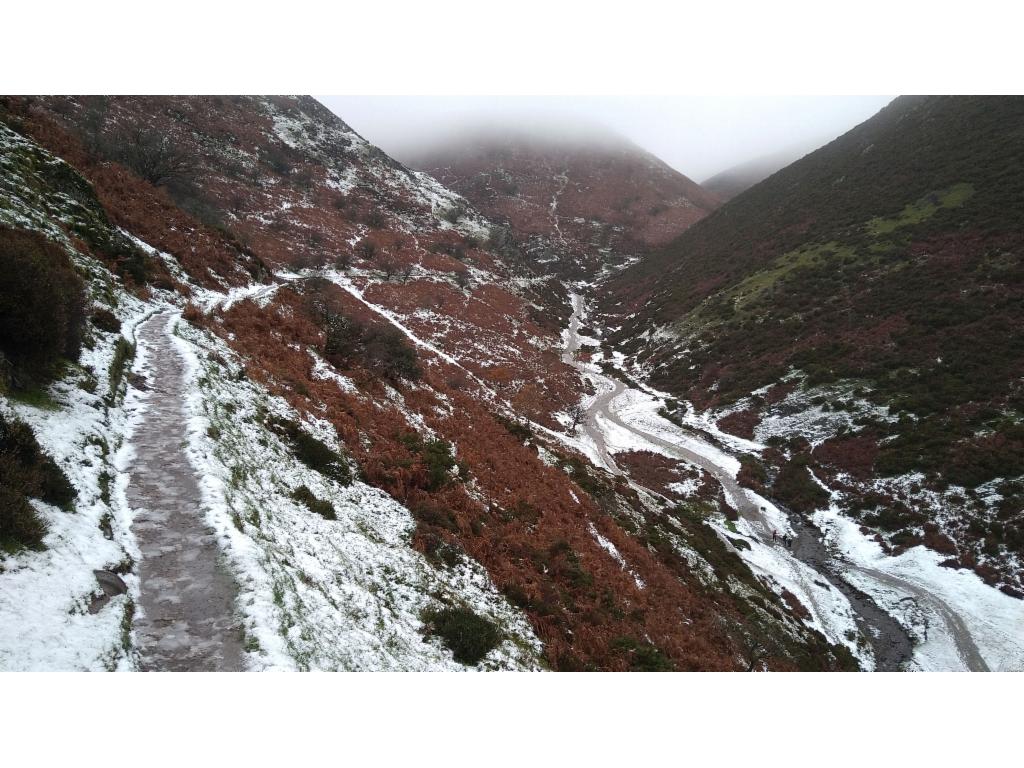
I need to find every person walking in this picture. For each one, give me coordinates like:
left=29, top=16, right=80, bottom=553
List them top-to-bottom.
left=772, top=529, right=778, bottom=543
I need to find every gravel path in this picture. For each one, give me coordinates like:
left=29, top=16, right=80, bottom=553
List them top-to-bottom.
left=127, top=312, right=245, bottom=671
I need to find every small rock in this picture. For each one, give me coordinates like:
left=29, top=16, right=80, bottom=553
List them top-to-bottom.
left=127, top=372, right=149, bottom=391
left=93, top=569, right=128, bottom=597
left=87, top=594, right=110, bottom=614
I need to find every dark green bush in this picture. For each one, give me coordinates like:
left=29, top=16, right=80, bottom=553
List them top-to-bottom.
left=0, top=225, right=86, bottom=387
left=90, top=308, right=122, bottom=334
left=321, top=310, right=420, bottom=382
left=361, top=325, right=420, bottom=381
left=495, top=413, right=533, bottom=442
left=0, top=415, right=76, bottom=552
left=0, top=415, right=75, bottom=510
left=268, top=416, right=351, bottom=485
left=421, top=439, right=458, bottom=491
left=771, top=456, right=830, bottom=514
left=0, top=485, right=47, bottom=553
left=291, top=485, right=336, bottom=520
left=422, top=606, right=502, bottom=665
left=611, top=636, right=675, bottom=671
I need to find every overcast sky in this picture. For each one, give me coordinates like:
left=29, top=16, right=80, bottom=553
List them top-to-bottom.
left=318, top=95, right=894, bottom=182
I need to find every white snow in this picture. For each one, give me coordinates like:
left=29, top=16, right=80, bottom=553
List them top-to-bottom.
left=0, top=278, right=154, bottom=670
left=816, top=504, right=1024, bottom=671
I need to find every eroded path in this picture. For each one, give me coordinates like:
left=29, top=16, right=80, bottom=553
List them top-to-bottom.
left=564, top=292, right=989, bottom=671
left=128, top=312, right=245, bottom=671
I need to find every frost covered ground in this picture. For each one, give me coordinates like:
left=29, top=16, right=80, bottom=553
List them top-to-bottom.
left=0, top=274, right=153, bottom=670
left=165, top=314, right=543, bottom=670
left=816, top=505, right=1024, bottom=671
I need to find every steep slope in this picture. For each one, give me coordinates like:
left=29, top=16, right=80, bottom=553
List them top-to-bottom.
left=604, top=96, right=1024, bottom=596
left=0, top=97, right=853, bottom=670
left=411, top=124, right=720, bottom=279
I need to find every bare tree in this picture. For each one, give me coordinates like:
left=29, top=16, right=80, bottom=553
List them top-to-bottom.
left=114, top=124, right=197, bottom=188
left=357, top=239, right=376, bottom=259
left=335, top=250, right=353, bottom=271
left=379, top=253, right=399, bottom=281
left=567, top=404, right=586, bottom=432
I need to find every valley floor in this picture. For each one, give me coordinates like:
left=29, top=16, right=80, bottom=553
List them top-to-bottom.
left=562, top=291, right=1024, bottom=671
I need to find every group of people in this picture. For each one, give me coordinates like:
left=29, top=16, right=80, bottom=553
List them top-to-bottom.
left=771, top=529, right=792, bottom=548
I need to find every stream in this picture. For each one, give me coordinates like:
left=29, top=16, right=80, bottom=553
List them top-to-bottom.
left=562, top=292, right=991, bottom=671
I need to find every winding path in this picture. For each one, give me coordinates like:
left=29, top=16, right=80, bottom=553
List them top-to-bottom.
left=563, top=293, right=989, bottom=671
left=127, top=312, right=245, bottom=671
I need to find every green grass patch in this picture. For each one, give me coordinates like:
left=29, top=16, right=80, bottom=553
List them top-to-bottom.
left=866, top=182, right=975, bottom=236
left=106, top=336, right=134, bottom=404
left=7, top=385, right=59, bottom=411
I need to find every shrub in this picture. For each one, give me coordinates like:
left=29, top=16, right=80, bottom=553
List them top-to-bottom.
left=107, top=123, right=196, bottom=188
left=0, top=225, right=86, bottom=387
left=90, top=309, right=122, bottom=334
left=322, top=310, right=420, bottom=382
left=361, top=326, right=420, bottom=381
left=106, top=336, right=134, bottom=403
left=495, top=414, right=533, bottom=442
left=0, top=415, right=76, bottom=552
left=0, top=415, right=75, bottom=510
left=268, top=416, right=351, bottom=485
left=399, top=434, right=462, bottom=491
left=422, top=439, right=458, bottom=491
left=771, top=456, right=829, bottom=514
left=0, top=485, right=47, bottom=553
left=291, top=485, right=336, bottom=520
left=411, top=502, right=459, bottom=532
left=422, top=606, right=502, bottom=665
left=611, top=636, right=674, bottom=671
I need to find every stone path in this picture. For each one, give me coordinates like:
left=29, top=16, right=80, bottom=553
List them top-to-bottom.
left=127, top=312, right=245, bottom=671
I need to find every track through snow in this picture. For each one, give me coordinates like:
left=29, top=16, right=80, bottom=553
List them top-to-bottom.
left=563, top=293, right=1000, bottom=671
left=127, top=313, right=245, bottom=671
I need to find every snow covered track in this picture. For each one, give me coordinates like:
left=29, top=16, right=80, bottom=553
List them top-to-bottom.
left=127, top=313, right=245, bottom=671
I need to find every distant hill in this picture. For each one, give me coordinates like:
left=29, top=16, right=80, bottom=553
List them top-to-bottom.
left=410, top=124, right=720, bottom=279
left=701, top=143, right=818, bottom=201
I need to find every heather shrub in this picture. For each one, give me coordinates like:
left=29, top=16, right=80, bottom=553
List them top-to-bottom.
left=0, top=225, right=86, bottom=387
left=90, top=308, right=122, bottom=334
left=322, top=310, right=420, bottom=382
left=361, top=325, right=420, bottom=381
left=0, top=415, right=76, bottom=552
left=268, top=416, right=351, bottom=485
left=398, top=434, right=462, bottom=491
left=771, top=454, right=830, bottom=514
left=0, top=485, right=47, bottom=553
left=291, top=485, right=336, bottom=520
left=422, top=606, right=502, bottom=665
left=611, top=636, right=674, bottom=671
